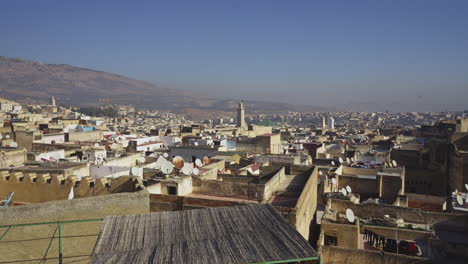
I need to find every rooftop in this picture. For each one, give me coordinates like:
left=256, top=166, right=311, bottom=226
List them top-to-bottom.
left=91, top=204, right=318, bottom=264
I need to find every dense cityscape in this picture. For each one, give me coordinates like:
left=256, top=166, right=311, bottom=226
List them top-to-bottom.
left=0, top=96, right=467, bottom=263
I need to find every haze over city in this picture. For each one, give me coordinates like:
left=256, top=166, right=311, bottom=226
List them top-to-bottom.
left=1, top=0, right=467, bottom=112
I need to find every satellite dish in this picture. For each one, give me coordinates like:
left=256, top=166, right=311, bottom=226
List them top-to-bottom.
left=63, top=128, right=69, bottom=133
left=0, top=135, right=3, bottom=140
left=5, top=135, right=10, bottom=139
left=9, top=142, right=18, bottom=148
left=194, top=142, right=199, bottom=146
left=94, top=143, right=100, bottom=148
left=163, top=153, right=169, bottom=158
left=156, top=156, right=166, bottom=169
left=173, top=156, right=185, bottom=169
left=203, top=156, right=210, bottom=165
left=138, top=157, right=146, bottom=163
left=339, top=157, right=344, bottom=164
left=346, top=157, right=351, bottom=164
left=351, top=157, right=355, bottom=162
left=195, top=159, right=203, bottom=167
left=392, top=160, right=397, bottom=167
left=161, top=161, right=173, bottom=175
left=331, top=161, right=336, bottom=166
left=182, top=163, right=193, bottom=175
left=131, top=167, right=140, bottom=176
left=193, top=168, right=200, bottom=176
left=319, top=171, right=323, bottom=176
left=331, top=178, right=337, bottom=185
left=465, top=184, right=468, bottom=191
left=346, top=186, right=352, bottom=193
left=341, top=188, right=348, bottom=196
left=456, top=195, right=464, bottom=206
left=346, top=208, right=355, bottom=223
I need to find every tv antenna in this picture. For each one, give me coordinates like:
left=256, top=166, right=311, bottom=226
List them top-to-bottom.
left=346, top=185, right=352, bottom=193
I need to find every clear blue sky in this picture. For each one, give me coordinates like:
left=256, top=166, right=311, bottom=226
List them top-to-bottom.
left=1, top=0, right=467, bottom=111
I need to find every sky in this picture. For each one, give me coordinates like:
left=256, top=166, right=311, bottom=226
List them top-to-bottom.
left=1, top=0, right=467, bottom=112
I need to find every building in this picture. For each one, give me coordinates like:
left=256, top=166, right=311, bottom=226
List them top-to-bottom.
left=237, top=101, right=246, bottom=128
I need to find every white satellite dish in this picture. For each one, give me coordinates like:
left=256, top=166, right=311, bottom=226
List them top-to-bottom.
left=0, top=134, right=3, bottom=140
left=5, top=135, right=10, bottom=139
left=9, top=142, right=18, bottom=148
left=194, top=142, right=199, bottom=146
left=94, top=143, right=100, bottom=148
left=163, top=153, right=169, bottom=158
left=156, top=156, right=166, bottom=169
left=138, top=157, right=146, bottom=163
left=339, top=157, right=344, bottom=164
left=346, top=157, right=351, bottom=164
left=351, top=157, right=355, bottom=162
left=195, top=159, right=203, bottom=167
left=392, top=160, right=397, bottom=167
left=161, top=161, right=173, bottom=175
left=331, top=161, right=336, bottom=166
left=182, top=163, right=193, bottom=175
left=131, top=167, right=140, bottom=176
left=193, top=168, right=200, bottom=176
left=319, top=171, right=323, bottom=176
left=331, top=178, right=337, bottom=185
left=465, top=184, right=468, bottom=191
left=346, top=186, right=352, bottom=193
left=341, top=188, right=347, bottom=196
left=456, top=195, right=464, bottom=206
left=346, top=208, right=355, bottom=223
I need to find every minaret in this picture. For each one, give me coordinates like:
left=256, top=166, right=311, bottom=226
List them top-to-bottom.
left=51, top=96, right=56, bottom=107
left=237, top=101, right=246, bottom=128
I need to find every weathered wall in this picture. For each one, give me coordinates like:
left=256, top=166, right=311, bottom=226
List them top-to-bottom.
left=66, top=130, right=103, bottom=142
left=0, top=148, right=26, bottom=167
left=103, top=153, right=140, bottom=167
left=342, top=166, right=379, bottom=176
left=263, top=167, right=285, bottom=201
left=292, top=167, right=318, bottom=239
left=0, top=172, right=139, bottom=203
left=337, top=175, right=378, bottom=199
left=192, top=177, right=265, bottom=201
left=0, top=190, right=150, bottom=225
left=149, top=194, right=251, bottom=212
left=330, top=198, right=463, bottom=225
left=321, top=222, right=360, bottom=249
left=321, top=246, right=431, bottom=264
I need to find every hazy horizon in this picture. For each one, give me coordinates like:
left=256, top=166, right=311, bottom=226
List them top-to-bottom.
left=1, top=0, right=467, bottom=112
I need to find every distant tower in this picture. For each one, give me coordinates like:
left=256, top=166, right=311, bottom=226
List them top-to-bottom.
left=51, top=96, right=56, bottom=107
left=237, top=101, right=246, bottom=128
left=321, top=117, right=327, bottom=129
left=328, top=117, right=335, bottom=130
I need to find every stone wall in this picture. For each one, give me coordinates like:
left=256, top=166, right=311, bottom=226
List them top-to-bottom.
left=192, top=176, right=265, bottom=201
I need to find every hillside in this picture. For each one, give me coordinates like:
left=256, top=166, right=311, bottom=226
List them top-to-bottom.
left=0, top=56, right=328, bottom=115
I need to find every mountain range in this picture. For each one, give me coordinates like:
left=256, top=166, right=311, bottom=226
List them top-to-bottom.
left=0, top=56, right=328, bottom=118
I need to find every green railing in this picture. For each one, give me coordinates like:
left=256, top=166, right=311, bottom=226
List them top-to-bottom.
left=0, top=219, right=102, bottom=264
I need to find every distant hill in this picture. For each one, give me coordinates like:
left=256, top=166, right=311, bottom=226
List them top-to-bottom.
left=0, top=56, right=328, bottom=116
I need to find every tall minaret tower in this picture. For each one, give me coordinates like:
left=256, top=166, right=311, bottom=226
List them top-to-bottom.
left=51, top=96, right=56, bottom=107
left=237, top=101, right=246, bottom=128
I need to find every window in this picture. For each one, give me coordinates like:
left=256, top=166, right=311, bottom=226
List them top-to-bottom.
left=168, top=186, right=177, bottom=195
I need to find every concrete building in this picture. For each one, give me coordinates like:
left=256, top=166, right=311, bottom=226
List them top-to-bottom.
left=237, top=101, right=246, bottom=128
